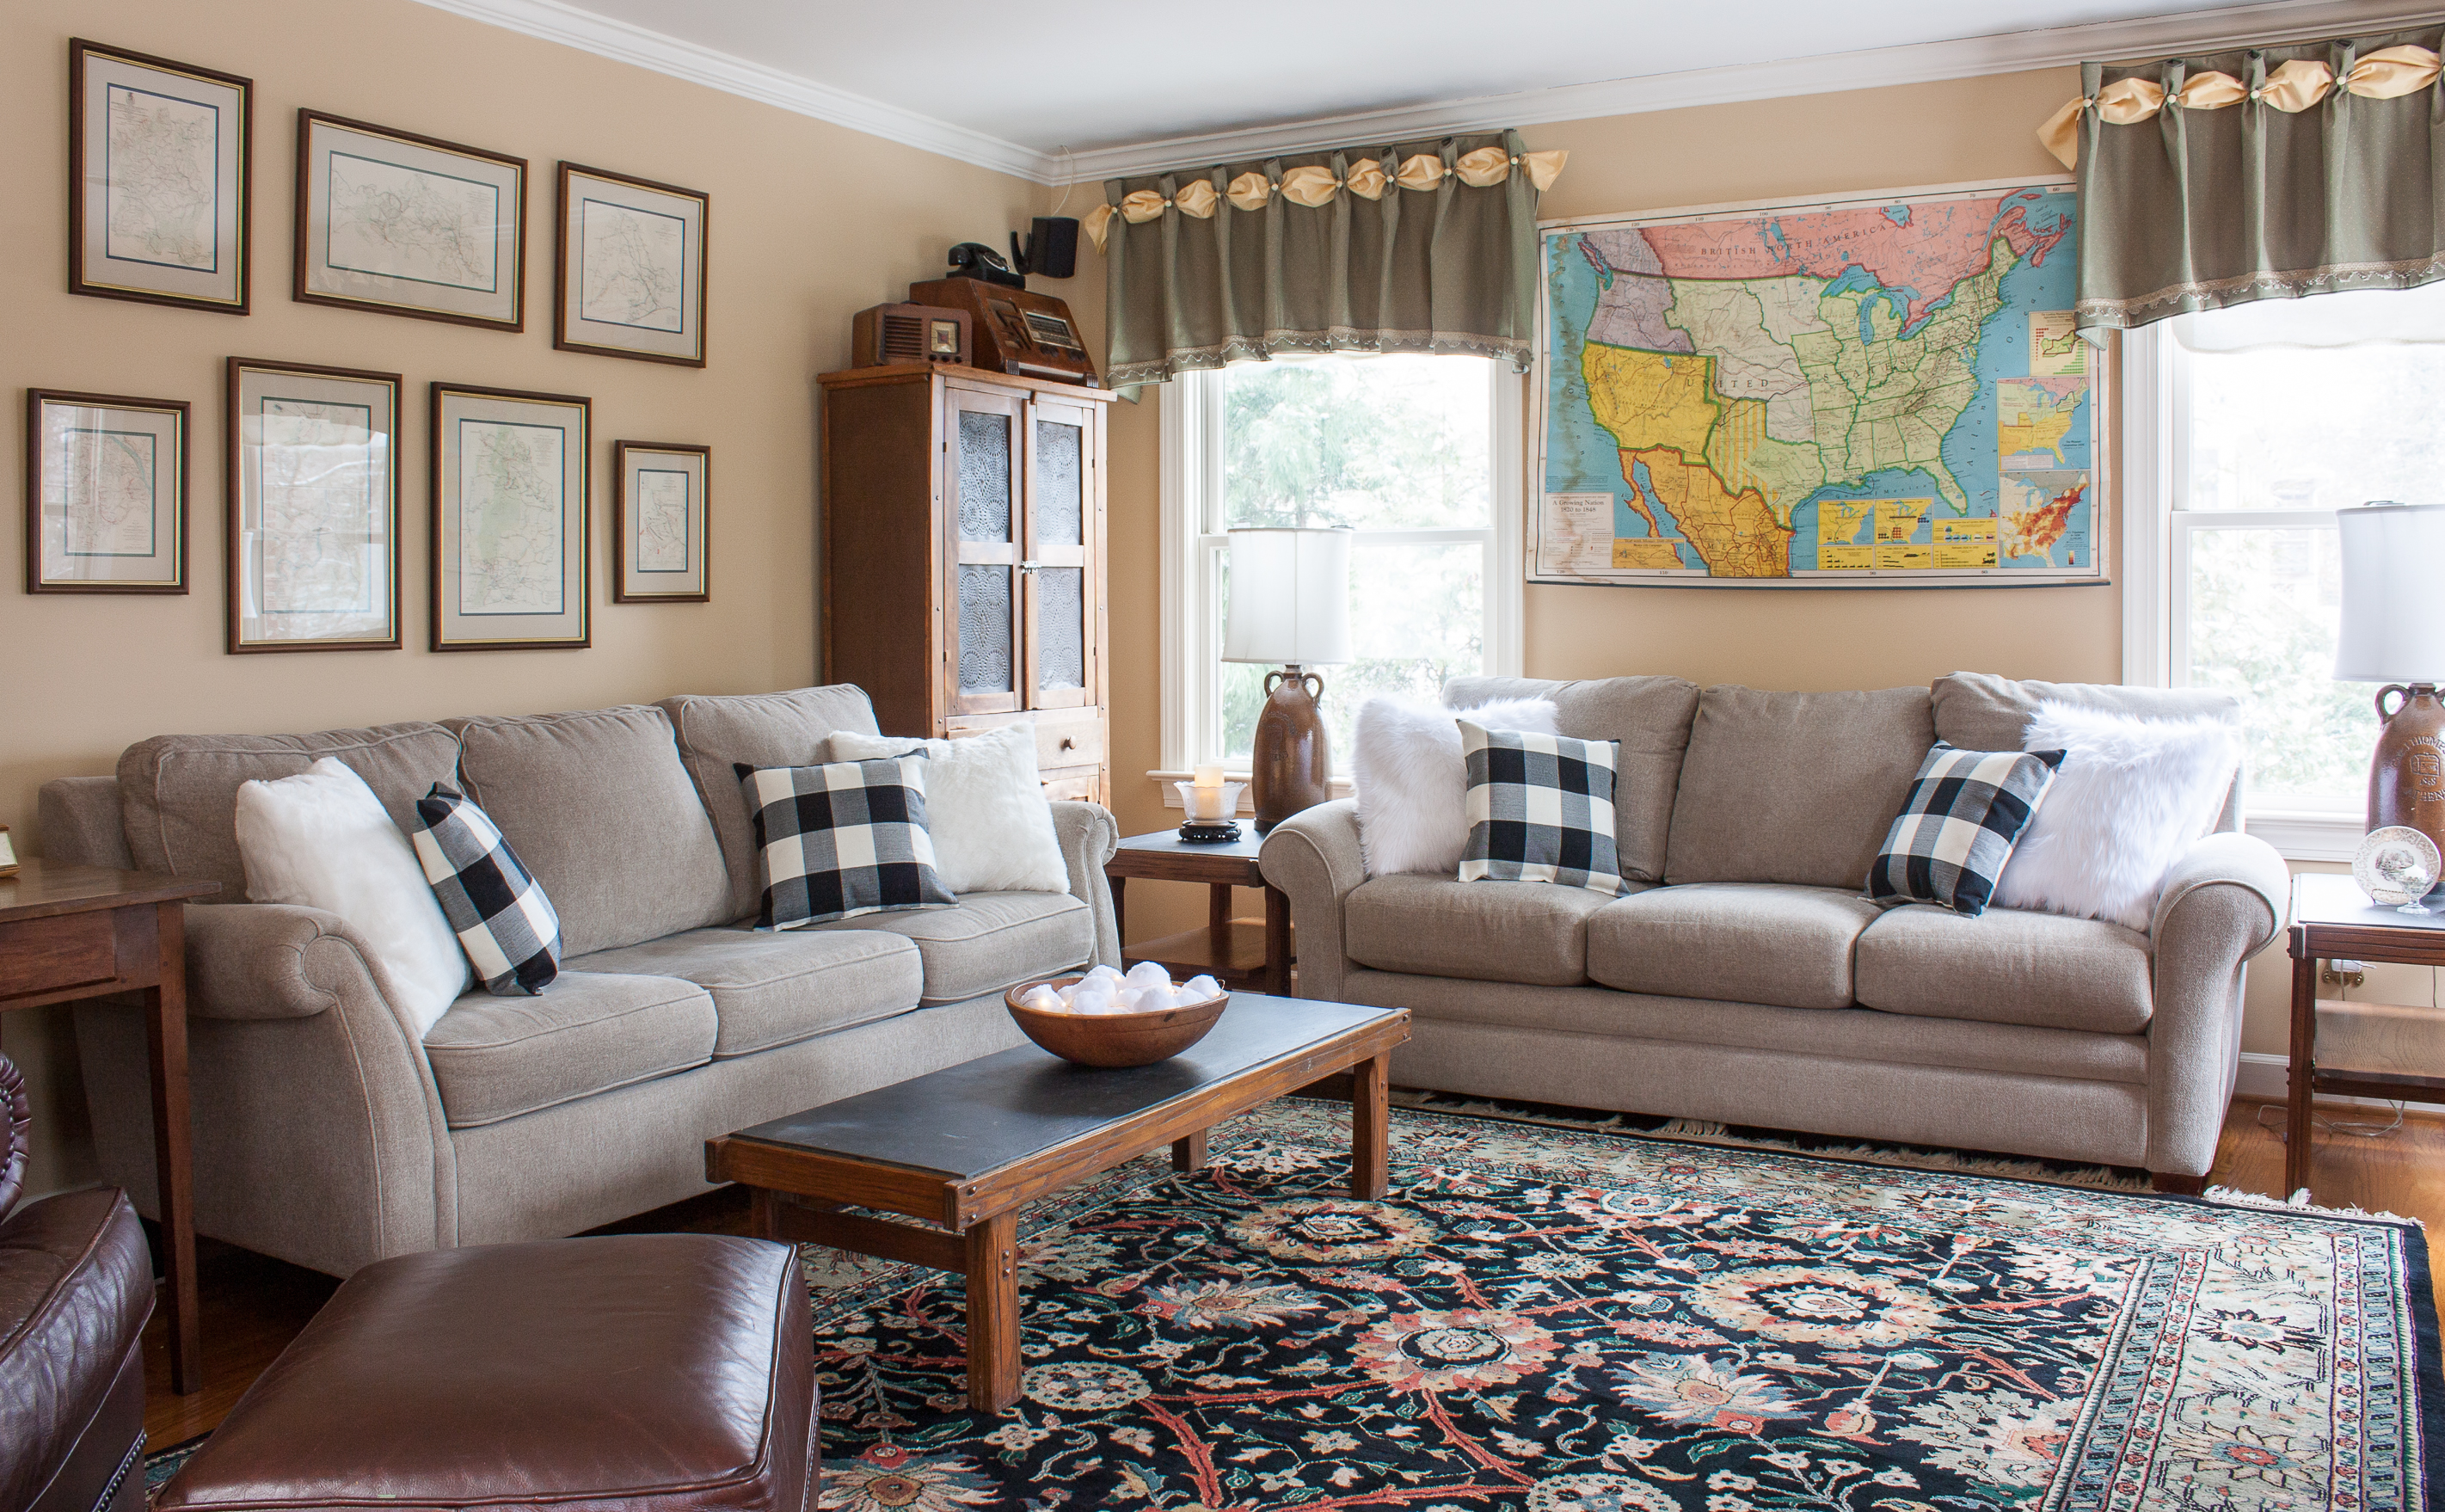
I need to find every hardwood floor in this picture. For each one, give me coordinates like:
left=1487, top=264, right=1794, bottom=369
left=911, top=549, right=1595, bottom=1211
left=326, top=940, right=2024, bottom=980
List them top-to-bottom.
left=137, top=1096, right=2445, bottom=1449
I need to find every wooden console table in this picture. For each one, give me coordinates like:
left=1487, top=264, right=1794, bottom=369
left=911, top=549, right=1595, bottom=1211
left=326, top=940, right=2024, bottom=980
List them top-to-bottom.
left=1106, top=829, right=1292, bottom=997
left=1, top=859, right=218, bottom=1392
left=2285, top=872, right=2445, bottom=1201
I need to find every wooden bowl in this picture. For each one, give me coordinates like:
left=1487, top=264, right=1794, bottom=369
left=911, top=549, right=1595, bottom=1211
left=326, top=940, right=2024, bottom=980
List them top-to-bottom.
left=1004, top=974, right=1228, bottom=1068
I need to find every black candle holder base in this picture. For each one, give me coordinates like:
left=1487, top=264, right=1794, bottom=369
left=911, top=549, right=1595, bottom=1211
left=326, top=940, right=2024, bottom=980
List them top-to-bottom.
left=1177, top=820, right=1244, bottom=845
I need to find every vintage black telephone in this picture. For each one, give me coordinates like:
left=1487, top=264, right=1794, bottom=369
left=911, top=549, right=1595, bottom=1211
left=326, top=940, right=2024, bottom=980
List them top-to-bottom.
left=945, top=242, right=1025, bottom=288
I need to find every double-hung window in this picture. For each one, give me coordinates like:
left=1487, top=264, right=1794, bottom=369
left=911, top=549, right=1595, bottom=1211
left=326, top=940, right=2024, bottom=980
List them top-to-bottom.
left=2129, top=282, right=2445, bottom=851
left=1160, top=354, right=1523, bottom=786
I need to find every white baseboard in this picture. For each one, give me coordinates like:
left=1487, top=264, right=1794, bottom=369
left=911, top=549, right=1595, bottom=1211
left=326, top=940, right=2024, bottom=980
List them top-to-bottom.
left=2234, top=1050, right=2409, bottom=1109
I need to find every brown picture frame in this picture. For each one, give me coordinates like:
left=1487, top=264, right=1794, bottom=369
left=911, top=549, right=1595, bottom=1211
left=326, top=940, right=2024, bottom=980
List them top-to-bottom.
left=69, top=39, right=252, bottom=314
left=295, top=110, right=526, bottom=331
left=554, top=162, right=709, bottom=366
left=224, top=357, right=404, bottom=655
left=429, top=382, right=591, bottom=651
left=25, top=388, right=191, bottom=594
left=612, top=441, right=711, bottom=602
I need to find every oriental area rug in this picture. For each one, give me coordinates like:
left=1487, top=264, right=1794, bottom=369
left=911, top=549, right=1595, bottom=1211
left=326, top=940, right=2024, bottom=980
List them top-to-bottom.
left=802, top=1098, right=2440, bottom=1512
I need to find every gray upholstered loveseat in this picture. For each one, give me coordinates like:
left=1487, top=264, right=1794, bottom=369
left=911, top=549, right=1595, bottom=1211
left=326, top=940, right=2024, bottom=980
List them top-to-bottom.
left=1259, top=672, right=2290, bottom=1187
left=39, top=685, right=1116, bottom=1277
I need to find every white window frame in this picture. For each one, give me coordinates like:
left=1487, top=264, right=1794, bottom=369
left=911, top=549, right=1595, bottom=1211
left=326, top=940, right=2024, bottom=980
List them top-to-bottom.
left=2120, top=321, right=2360, bottom=861
left=1155, top=359, right=1526, bottom=796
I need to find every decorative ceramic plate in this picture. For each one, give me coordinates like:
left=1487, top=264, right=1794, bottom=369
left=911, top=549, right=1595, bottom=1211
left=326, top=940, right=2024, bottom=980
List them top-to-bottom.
left=2354, top=825, right=2441, bottom=907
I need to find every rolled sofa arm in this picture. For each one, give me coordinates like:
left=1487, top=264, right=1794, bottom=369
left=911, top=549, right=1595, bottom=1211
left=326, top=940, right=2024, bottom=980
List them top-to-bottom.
left=1259, top=800, right=1367, bottom=1001
left=1049, top=801, right=1121, bottom=968
left=2145, top=831, right=2291, bottom=1177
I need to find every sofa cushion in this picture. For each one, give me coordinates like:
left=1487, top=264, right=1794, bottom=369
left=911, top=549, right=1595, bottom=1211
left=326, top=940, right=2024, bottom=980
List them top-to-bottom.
left=1931, top=673, right=2243, bottom=831
left=1445, top=675, right=1701, bottom=882
left=1663, top=685, right=1934, bottom=889
left=659, top=686, right=882, bottom=922
left=452, top=707, right=733, bottom=958
left=117, top=723, right=462, bottom=896
left=1345, top=873, right=1626, bottom=986
left=1587, top=883, right=1883, bottom=1010
left=813, top=891, right=1092, bottom=1005
left=1855, top=903, right=2154, bottom=1033
left=567, top=927, right=924, bottom=1055
left=422, top=972, right=716, bottom=1128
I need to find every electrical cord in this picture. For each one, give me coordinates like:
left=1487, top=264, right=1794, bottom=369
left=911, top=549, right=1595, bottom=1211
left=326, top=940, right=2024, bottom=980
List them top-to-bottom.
left=2258, top=1099, right=2406, bottom=1140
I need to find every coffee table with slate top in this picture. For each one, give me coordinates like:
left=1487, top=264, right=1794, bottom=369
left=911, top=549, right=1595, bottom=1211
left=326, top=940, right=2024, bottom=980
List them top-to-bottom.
left=705, top=992, right=1410, bottom=1411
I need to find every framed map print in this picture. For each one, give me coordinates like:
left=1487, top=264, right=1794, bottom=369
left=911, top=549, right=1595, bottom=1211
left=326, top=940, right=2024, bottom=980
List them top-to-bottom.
left=70, top=40, right=251, bottom=313
left=296, top=111, right=525, bottom=330
left=555, top=163, right=707, bottom=366
left=1533, top=177, right=2106, bottom=588
left=226, top=358, right=401, bottom=653
left=430, top=384, right=588, bottom=650
left=25, top=390, right=188, bottom=593
left=612, top=442, right=709, bottom=601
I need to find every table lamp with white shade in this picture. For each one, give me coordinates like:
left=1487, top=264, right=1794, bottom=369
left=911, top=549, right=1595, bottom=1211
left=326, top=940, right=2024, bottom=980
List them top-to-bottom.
left=2335, top=501, right=2445, bottom=870
left=1224, top=526, right=1353, bottom=833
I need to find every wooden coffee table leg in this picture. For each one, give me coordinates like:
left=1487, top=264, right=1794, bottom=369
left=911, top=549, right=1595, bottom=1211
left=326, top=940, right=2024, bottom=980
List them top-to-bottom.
left=146, top=901, right=202, bottom=1395
left=1350, top=1050, right=1390, bottom=1199
left=1172, top=1128, right=1208, bottom=1172
left=965, top=1211, right=1021, bottom=1413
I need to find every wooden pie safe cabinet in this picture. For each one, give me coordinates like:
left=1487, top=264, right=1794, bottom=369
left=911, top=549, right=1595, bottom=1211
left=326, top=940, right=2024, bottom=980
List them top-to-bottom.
left=819, top=363, right=1115, bottom=802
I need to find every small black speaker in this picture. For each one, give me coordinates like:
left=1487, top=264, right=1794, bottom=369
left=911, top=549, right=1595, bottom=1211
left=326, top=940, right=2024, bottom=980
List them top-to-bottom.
left=1013, top=217, right=1080, bottom=281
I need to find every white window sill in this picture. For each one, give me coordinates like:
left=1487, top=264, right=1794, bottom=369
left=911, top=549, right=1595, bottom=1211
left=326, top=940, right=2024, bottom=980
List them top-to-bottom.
left=1148, top=770, right=1354, bottom=812
left=2244, top=810, right=2363, bottom=864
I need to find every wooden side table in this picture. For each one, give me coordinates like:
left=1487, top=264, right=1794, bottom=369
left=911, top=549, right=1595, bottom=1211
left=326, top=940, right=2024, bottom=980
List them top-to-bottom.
left=1105, top=829, right=1293, bottom=997
left=1, top=858, right=218, bottom=1392
left=2284, top=871, right=2445, bottom=1200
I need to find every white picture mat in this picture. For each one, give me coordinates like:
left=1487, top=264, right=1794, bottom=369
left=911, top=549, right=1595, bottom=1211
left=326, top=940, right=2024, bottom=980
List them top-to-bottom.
left=78, top=51, right=245, bottom=305
left=302, top=120, right=520, bottom=323
left=561, top=170, right=703, bottom=360
left=233, top=366, right=396, bottom=644
left=434, top=390, right=587, bottom=645
left=38, top=399, right=182, bottom=584
left=620, top=447, right=706, bottom=595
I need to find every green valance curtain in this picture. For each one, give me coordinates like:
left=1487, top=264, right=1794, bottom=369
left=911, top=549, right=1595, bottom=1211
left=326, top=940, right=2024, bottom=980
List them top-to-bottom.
left=2041, top=24, right=2445, bottom=332
left=1085, top=130, right=1565, bottom=390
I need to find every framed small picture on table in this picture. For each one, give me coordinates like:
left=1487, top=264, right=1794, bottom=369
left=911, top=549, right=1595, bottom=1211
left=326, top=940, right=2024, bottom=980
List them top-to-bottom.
left=225, top=358, right=402, bottom=652
left=429, top=383, right=589, bottom=650
left=25, top=389, right=188, bottom=593
left=612, top=441, right=709, bottom=602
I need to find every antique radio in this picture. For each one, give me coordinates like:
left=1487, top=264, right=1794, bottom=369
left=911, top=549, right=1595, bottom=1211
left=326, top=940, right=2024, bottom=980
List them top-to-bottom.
left=907, top=277, right=1097, bottom=387
left=849, top=302, right=972, bottom=368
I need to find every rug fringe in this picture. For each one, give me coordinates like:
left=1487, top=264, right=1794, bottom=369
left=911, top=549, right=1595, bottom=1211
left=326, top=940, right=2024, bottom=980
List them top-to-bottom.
left=2201, top=1183, right=2426, bottom=1225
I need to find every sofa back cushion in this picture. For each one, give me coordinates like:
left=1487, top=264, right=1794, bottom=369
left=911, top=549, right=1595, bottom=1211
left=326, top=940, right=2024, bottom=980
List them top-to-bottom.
left=1931, top=672, right=2244, bottom=831
left=1442, top=675, right=1700, bottom=883
left=657, top=685, right=882, bottom=920
left=1664, top=685, right=1935, bottom=889
left=452, top=706, right=732, bottom=957
left=118, top=723, right=463, bottom=897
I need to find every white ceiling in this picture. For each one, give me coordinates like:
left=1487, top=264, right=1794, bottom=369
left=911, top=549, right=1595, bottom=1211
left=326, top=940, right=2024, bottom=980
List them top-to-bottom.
left=420, top=0, right=2442, bottom=180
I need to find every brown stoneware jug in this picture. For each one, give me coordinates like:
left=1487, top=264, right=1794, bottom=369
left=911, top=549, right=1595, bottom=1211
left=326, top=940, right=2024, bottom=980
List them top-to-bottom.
left=1251, top=667, right=1330, bottom=833
left=2370, top=682, right=2445, bottom=864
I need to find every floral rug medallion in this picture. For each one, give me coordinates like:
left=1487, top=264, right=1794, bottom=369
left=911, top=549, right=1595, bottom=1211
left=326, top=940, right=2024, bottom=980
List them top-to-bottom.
left=805, top=1100, right=2439, bottom=1512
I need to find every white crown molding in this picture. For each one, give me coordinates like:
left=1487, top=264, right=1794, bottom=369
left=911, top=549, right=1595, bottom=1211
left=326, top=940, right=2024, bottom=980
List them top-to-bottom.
left=413, top=0, right=2442, bottom=187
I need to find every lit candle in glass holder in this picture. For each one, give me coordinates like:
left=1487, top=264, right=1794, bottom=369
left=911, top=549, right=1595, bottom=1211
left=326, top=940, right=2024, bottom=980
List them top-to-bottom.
left=1176, top=767, right=1243, bottom=824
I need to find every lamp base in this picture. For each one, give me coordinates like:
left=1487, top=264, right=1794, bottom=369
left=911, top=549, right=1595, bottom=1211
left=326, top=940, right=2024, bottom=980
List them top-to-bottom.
left=1251, top=664, right=1330, bottom=834
left=2371, top=682, right=2445, bottom=889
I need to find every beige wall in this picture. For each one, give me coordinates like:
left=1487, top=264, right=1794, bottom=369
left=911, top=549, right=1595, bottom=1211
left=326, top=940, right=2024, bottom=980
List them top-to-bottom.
left=0, top=0, right=1075, bottom=1194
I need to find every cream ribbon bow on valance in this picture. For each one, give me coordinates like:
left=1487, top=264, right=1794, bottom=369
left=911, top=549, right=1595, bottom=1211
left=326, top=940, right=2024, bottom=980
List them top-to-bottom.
left=2038, top=44, right=2442, bottom=168
left=1083, top=145, right=1566, bottom=251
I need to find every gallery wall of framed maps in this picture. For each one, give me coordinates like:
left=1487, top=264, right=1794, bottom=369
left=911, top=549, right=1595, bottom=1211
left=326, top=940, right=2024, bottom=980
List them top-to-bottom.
left=1534, top=177, right=2104, bottom=589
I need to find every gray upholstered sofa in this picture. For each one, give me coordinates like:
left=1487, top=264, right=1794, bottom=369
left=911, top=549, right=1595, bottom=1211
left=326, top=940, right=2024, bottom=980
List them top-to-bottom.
left=1259, top=672, right=2290, bottom=1187
left=39, top=685, right=1116, bottom=1277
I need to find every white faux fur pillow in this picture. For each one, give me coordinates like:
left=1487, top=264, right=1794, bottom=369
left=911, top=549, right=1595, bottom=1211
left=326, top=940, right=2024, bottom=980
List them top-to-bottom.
left=1352, top=696, right=1559, bottom=876
left=1989, top=701, right=2243, bottom=931
left=825, top=725, right=1070, bottom=894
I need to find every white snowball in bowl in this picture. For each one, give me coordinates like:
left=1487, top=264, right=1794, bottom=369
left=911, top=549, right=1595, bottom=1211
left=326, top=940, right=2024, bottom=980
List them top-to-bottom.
left=1125, top=961, right=1174, bottom=992
left=1083, top=964, right=1127, bottom=987
left=1183, top=974, right=1223, bottom=1002
left=1019, top=984, right=1060, bottom=1011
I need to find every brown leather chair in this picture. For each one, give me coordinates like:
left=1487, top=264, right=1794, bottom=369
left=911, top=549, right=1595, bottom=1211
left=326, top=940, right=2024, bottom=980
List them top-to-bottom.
left=0, top=1051, right=155, bottom=1512
left=157, top=1233, right=817, bottom=1511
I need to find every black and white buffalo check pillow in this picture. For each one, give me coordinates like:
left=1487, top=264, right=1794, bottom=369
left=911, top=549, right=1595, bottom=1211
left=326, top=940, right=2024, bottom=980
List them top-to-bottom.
left=1457, top=721, right=1625, bottom=896
left=1868, top=742, right=2065, bottom=917
left=736, top=756, right=955, bottom=931
left=410, top=784, right=562, bottom=995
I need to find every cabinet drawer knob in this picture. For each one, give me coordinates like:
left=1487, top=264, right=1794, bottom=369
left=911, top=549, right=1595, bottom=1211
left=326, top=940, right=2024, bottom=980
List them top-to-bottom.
left=1059, top=736, right=1075, bottom=750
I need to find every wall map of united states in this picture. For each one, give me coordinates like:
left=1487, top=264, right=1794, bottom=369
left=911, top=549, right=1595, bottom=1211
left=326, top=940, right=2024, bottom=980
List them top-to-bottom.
left=1536, top=182, right=2100, bottom=587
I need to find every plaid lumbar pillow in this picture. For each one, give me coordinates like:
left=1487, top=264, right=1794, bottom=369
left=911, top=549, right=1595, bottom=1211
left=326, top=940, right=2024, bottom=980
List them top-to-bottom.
left=1457, top=721, right=1625, bottom=895
left=1869, top=743, right=2066, bottom=917
left=735, top=756, right=955, bottom=931
left=410, top=784, right=561, bottom=995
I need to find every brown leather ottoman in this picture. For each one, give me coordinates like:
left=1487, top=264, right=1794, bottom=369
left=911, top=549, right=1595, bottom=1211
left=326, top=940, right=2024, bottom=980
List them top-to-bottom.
left=158, top=1235, right=816, bottom=1511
